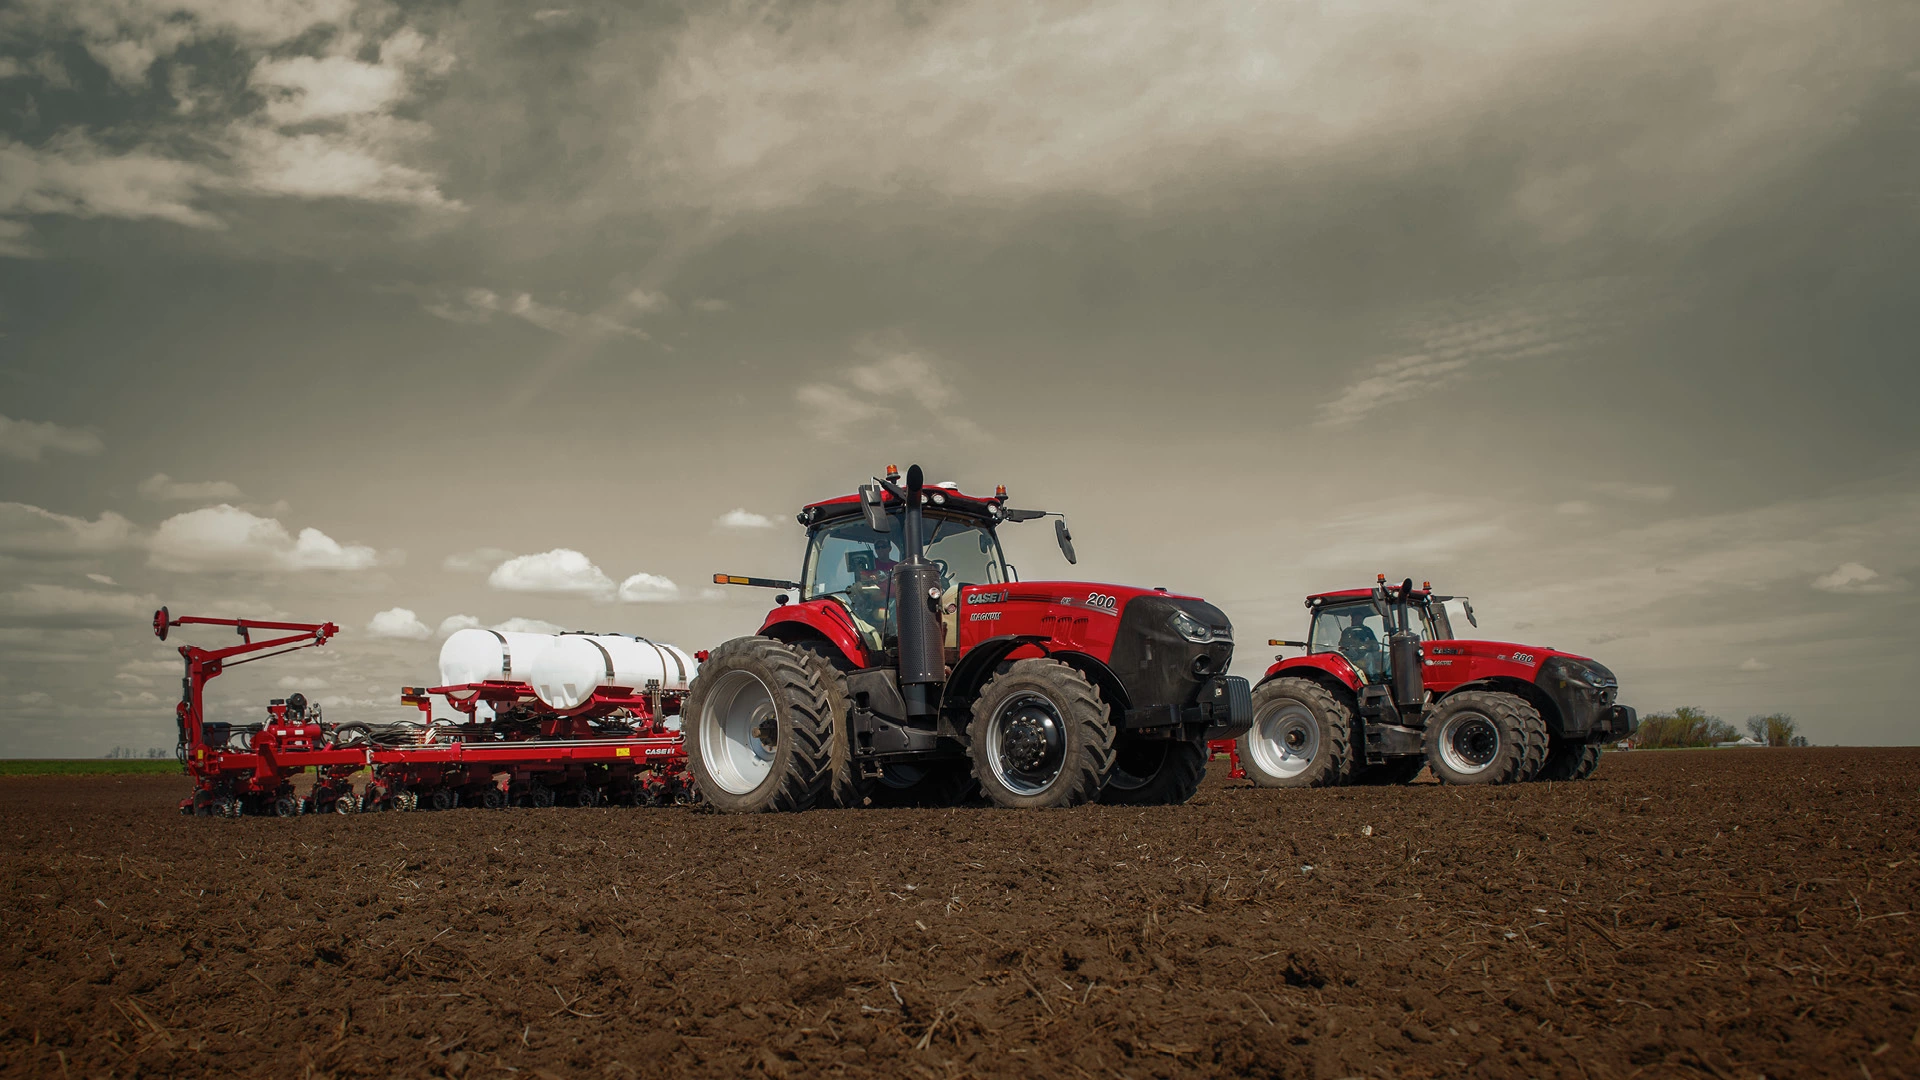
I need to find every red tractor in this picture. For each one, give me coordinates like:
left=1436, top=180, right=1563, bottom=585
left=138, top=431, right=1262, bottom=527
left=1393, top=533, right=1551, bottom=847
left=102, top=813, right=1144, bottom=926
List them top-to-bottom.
left=687, top=464, right=1253, bottom=812
left=1221, top=577, right=1637, bottom=787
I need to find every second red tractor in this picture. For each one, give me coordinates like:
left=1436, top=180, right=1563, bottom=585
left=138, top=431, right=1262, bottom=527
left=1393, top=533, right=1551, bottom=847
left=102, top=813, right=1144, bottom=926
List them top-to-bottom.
left=1224, top=577, right=1637, bottom=787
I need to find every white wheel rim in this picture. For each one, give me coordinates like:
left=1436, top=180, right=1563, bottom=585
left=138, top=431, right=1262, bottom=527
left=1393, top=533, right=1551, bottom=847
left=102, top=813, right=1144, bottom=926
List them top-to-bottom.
left=700, top=669, right=780, bottom=795
left=1247, top=701, right=1319, bottom=779
left=1439, top=711, right=1500, bottom=775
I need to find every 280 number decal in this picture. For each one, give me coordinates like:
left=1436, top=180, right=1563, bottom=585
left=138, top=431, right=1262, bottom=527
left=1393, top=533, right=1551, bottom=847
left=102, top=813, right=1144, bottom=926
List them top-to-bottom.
left=1085, top=592, right=1119, bottom=613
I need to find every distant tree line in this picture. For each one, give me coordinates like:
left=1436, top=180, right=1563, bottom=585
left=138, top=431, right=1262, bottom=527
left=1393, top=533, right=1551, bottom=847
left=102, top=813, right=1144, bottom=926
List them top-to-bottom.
left=1629, top=707, right=1808, bottom=749
left=103, top=746, right=171, bottom=759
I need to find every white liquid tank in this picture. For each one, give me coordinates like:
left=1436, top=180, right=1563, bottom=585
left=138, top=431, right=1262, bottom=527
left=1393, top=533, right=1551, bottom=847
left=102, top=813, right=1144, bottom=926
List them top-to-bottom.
left=438, top=629, right=562, bottom=687
left=527, top=634, right=698, bottom=712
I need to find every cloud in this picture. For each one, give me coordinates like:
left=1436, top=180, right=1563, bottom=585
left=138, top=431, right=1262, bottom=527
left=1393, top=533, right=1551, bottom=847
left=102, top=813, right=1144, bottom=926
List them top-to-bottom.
left=627, top=0, right=1887, bottom=226
left=0, top=14, right=457, bottom=249
left=252, top=53, right=407, bottom=126
left=0, top=136, right=222, bottom=236
left=0, top=219, right=33, bottom=258
left=1317, top=279, right=1628, bottom=427
left=425, top=286, right=657, bottom=339
left=796, top=341, right=982, bottom=441
left=0, top=414, right=105, bottom=460
left=137, top=472, right=243, bottom=501
left=1594, top=482, right=1676, bottom=503
left=1555, top=501, right=1593, bottom=515
left=0, top=503, right=136, bottom=557
left=147, top=504, right=381, bottom=572
left=715, top=508, right=775, bottom=529
left=443, top=547, right=514, bottom=573
left=488, top=548, right=616, bottom=599
left=1811, top=562, right=1905, bottom=595
left=617, top=572, right=680, bottom=603
left=86, top=573, right=115, bottom=585
left=0, top=583, right=155, bottom=628
left=366, top=606, right=431, bottom=640
left=436, top=614, right=483, bottom=636
left=490, top=616, right=568, bottom=635
left=1738, top=658, right=1771, bottom=672
left=276, top=675, right=330, bottom=690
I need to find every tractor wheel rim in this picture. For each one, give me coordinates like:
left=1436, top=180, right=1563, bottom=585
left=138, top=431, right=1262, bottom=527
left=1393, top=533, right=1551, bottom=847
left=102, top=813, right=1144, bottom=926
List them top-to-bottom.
left=700, top=669, right=780, bottom=795
left=986, top=692, right=1067, bottom=796
left=1247, top=701, right=1319, bottom=779
left=1440, top=712, right=1501, bottom=775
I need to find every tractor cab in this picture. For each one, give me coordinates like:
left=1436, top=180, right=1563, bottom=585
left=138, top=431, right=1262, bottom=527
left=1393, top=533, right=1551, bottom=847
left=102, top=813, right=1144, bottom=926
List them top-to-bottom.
left=797, top=484, right=1014, bottom=655
left=1302, top=583, right=1457, bottom=685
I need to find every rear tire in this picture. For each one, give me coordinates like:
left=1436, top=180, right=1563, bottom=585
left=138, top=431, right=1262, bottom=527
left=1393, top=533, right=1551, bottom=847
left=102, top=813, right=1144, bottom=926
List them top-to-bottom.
left=683, top=636, right=834, bottom=813
left=794, top=647, right=861, bottom=810
left=968, top=658, right=1114, bottom=809
left=1235, top=678, right=1354, bottom=788
left=1424, top=691, right=1545, bottom=785
left=1534, top=736, right=1600, bottom=782
left=1099, top=740, right=1206, bottom=805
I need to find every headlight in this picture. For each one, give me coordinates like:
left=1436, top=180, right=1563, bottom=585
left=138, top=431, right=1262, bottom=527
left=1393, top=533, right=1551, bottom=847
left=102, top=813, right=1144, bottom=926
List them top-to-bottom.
left=1168, top=610, right=1214, bottom=644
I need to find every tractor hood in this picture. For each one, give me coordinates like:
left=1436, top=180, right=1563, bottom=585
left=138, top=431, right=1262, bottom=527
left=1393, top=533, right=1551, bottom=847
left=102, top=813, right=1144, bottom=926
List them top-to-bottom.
left=957, top=582, right=1236, bottom=715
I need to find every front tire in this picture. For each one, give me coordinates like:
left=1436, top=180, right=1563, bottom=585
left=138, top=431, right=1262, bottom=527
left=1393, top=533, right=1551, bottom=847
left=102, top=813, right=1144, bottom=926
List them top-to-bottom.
left=683, top=636, right=834, bottom=813
left=968, top=659, right=1114, bottom=809
left=1234, top=678, right=1354, bottom=788
left=1424, top=691, right=1545, bottom=785
left=1099, top=740, right=1206, bottom=805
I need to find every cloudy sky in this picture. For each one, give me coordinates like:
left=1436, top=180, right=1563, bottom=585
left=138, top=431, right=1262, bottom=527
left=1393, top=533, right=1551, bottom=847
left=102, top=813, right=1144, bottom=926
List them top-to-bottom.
left=2, top=0, right=1915, bottom=755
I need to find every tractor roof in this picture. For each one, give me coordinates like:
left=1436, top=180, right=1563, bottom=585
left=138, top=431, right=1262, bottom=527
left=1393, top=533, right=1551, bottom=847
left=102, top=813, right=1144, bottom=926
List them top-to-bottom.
left=799, top=476, right=1007, bottom=527
left=1306, top=585, right=1436, bottom=606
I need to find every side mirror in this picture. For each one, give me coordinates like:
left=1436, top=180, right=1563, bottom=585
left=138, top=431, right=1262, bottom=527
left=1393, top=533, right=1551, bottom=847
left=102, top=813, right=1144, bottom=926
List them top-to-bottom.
left=860, top=484, right=888, bottom=534
left=1054, top=518, right=1077, bottom=565
left=1462, top=599, right=1477, bottom=628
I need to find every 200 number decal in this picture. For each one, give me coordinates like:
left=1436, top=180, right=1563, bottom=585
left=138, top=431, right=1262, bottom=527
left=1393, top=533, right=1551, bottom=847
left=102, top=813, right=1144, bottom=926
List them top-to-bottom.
left=1085, top=592, right=1118, bottom=613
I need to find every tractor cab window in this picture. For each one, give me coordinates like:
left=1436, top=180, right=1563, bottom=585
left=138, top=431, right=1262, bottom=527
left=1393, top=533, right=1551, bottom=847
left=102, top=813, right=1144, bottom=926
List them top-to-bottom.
left=801, top=514, right=1005, bottom=652
left=1309, top=602, right=1391, bottom=683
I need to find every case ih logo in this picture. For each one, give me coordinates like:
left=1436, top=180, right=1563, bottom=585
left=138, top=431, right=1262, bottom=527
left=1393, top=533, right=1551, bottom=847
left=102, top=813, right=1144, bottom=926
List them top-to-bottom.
left=967, top=591, right=1008, bottom=605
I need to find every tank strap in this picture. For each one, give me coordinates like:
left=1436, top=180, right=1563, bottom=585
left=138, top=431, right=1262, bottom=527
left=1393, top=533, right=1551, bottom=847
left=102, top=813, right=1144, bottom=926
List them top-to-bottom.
left=486, top=629, right=511, bottom=677
left=632, top=636, right=686, bottom=685
left=583, top=637, right=616, bottom=684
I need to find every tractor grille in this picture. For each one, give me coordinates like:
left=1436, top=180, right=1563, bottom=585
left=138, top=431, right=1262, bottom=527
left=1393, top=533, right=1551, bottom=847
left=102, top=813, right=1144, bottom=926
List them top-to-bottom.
left=1107, top=596, right=1235, bottom=710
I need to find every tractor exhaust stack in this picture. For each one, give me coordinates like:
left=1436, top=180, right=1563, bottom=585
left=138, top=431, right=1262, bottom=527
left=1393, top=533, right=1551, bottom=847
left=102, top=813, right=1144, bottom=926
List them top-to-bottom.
left=881, top=464, right=946, bottom=720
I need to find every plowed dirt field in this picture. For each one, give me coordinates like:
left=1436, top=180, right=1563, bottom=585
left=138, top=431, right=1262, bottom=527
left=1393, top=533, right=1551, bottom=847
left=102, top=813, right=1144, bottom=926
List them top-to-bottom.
left=2, top=748, right=1915, bottom=1079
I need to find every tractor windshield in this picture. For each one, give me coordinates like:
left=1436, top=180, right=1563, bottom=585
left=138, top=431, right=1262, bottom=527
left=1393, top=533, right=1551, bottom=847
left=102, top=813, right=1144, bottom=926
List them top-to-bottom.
left=802, top=514, right=1007, bottom=651
left=1308, top=600, right=1440, bottom=684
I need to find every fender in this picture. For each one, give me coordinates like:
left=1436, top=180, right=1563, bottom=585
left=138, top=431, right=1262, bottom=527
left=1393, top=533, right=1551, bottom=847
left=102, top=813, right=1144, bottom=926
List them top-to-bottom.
left=759, top=599, right=871, bottom=669
left=943, top=635, right=1050, bottom=724
left=1048, top=650, right=1132, bottom=718
left=1262, top=652, right=1363, bottom=693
